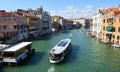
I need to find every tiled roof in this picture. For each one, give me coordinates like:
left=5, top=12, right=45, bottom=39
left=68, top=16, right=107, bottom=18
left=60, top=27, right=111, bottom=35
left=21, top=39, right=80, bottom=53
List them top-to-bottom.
left=101, top=7, right=120, bottom=13
left=0, top=10, right=6, bottom=13
left=114, top=11, right=120, bottom=16
left=115, top=11, right=120, bottom=17
left=0, top=12, right=15, bottom=17
left=13, top=12, right=24, bottom=17
left=18, top=12, right=30, bottom=17
left=116, top=13, right=120, bottom=17
left=80, top=17, right=86, bottom=19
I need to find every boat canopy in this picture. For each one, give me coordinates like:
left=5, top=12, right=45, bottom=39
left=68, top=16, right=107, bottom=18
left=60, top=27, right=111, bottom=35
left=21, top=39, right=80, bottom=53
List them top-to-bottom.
left=50, top=39, right=71, bottom=54
left=58, top=40, right=68, bottom=47
left=2, top=42, right=32, bottom=52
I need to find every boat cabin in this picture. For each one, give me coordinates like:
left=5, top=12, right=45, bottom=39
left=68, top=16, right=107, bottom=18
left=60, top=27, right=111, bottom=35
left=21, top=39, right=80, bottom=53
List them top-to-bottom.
left=50, top=39, right=71, bottom=63
left=0, top=42, right=35, bottom=64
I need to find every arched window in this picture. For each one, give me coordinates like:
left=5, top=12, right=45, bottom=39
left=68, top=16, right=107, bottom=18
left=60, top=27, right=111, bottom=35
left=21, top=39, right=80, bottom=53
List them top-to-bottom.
left=103, top=19, right=105, bottom=23
left=103, top=26, right=105, bottom=30
left=118, top=27, right=120, bottom=32
left=113, top=35, right=115, bottom=39
left=117, top=36, right=119, bottom=40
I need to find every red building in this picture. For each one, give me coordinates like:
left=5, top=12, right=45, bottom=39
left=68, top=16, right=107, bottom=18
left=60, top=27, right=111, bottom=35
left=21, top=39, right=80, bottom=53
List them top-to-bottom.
left=0, top=10, right=28, bottom=44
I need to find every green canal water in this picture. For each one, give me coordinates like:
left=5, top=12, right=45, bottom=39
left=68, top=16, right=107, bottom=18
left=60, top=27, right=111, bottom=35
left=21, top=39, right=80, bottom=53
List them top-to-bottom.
left=1, top=29, right=120, bottom=72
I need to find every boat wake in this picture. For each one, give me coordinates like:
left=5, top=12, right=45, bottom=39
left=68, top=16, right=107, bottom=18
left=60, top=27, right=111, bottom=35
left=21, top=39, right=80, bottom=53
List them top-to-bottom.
left=48, top=67, right=55, bottom=72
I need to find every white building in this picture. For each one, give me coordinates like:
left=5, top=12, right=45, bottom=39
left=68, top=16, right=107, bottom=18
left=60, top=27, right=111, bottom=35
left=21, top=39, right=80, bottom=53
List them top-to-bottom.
left=28, top=7, right=52, bottom=35
left=92, top=10, right=104, bottom=39
left=72, top=18, right=90, bottom=28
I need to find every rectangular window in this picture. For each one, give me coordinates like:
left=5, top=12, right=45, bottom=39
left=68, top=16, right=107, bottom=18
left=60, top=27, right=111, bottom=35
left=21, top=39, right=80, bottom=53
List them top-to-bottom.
left=112, top=14, right=114, bottom=16
left=119, top=17, right=120, bottom=22
left=4, top=18, right=6, bottom=22
left=8, top=18, right=10, bottom=21
left=14, top=18, right=16, bottom=22
left=107, top=18, right=113, bottom=23
left=114, top=18, right=116, bottom=23
left=103, top=19, right=105, bottom=23
left=3, top=25, right=6, bottom=29
left=13, top=25, right=17, bottom=29
left=103, top=27, right=105, bottom=30
left=112, top=27, right=115, bottom=32
left=118, top=27, right=120, bottom=32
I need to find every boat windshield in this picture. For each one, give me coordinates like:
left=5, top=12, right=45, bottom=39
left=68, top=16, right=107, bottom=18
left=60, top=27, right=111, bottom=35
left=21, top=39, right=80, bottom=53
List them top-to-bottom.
left=58, top=40, right=68, bottom=47
left=3, top=52, right=15, bottom=57
left=50, top=53, right=63, bottom=60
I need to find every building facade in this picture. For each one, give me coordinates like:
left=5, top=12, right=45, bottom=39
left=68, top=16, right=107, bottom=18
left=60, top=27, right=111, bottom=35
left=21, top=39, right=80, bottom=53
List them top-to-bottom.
left=28, top=7, right=52, bottom=35
left=102, top=7, right=120, bottom=45
left=16, top=9, right=40, bottom=38
left=0, top=10, right=28, bottom=44
left=92, top=10, right=104, bottom=39
left=52, top=16, right=63, bottom=32
left=72, top=18, right=90, bottom=28
left=63, top=19, right=73, bottom=29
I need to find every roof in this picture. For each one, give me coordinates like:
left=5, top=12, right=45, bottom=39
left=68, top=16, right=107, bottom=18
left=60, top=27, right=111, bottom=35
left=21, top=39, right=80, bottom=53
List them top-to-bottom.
left=100, top=7, right=120, bottom=13
left=0, top=10, right=6, bottom=13
left=114, top=11, right=120, bottom=17
left=0, top=12, right=15, bottom=17
left=116, top=13, right=120, bottom=17
left=50, top=39, right=71, bottom=54
left=2, top=42, right=32, bottom=52
left=0, top=44, right=10, bottom=50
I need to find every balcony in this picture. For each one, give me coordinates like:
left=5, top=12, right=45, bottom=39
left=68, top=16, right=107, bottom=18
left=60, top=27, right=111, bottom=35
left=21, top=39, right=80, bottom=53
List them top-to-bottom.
left=108, top=22, right=113, bottom=25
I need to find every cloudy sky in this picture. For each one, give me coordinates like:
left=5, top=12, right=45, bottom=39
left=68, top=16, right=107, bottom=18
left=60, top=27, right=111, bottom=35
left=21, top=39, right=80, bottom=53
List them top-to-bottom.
left=0, top=0, right=120, bottom=18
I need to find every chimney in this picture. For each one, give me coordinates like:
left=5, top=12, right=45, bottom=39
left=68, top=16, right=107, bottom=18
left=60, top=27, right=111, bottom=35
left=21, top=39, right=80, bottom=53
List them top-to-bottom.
left=118, top=5, right=120, bottom=11
left=99, top=9, right=101, bottom=12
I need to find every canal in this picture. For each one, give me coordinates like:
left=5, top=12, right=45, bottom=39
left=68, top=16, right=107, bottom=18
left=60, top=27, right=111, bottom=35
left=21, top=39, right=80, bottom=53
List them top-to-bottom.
left=1, top=29, right=120, bottom=72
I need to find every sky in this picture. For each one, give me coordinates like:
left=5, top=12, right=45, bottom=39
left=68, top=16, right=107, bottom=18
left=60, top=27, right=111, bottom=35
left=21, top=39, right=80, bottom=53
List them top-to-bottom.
left=0, top=0, right=120, bottom=18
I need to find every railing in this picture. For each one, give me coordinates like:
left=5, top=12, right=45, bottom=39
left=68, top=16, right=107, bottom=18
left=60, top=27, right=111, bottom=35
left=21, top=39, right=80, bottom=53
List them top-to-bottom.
left=108, top=22, right=113, bottom=25
left=106, top=31, right=113, bottom=34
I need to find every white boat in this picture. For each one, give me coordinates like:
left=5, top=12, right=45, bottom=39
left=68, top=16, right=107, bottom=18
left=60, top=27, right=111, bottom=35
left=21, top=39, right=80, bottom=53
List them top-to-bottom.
left=70, top=32, right=74, bottom=36
left=49, top=39, right=71, bottom=63
left=100, top=40, right=108, bottom=44
left=0, top=42, right=35, bottom=65
left=0, top=44, right=10, bottom=50
left=112, top=44, right=120, bottom=48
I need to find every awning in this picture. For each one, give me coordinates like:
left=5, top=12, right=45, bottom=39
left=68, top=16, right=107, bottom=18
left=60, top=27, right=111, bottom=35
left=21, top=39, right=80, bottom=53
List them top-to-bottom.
left=106, top=26, right=113, bottom=31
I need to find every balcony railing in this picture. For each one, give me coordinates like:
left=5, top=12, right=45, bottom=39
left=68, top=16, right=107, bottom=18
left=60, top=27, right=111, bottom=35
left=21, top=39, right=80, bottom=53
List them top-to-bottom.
left=108, top=22, right=113, bottom=25
left=106, top=31, right=113, bottom=34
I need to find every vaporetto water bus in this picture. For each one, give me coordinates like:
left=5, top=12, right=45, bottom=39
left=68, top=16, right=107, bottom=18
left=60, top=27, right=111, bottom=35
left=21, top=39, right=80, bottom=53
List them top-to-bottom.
left=49, top=39, right=71, bottom=63
left=0, top=42, right=35, bottom=65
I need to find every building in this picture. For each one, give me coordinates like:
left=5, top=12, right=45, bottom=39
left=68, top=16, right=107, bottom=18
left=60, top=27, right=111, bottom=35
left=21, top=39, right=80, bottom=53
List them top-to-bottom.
left=28, top=7, right=52, bottom=35
left=102, top=7, right=120, bottom=44
left=17, top=9, right=40, bottom=38
left=92, top=9, right=105, bottom=39
left=0, top=10, right=28, bottom=44
left=14, top=12, right=29, bottom=41
left=52, top=16, right=63, bottom=31
left=52, top=16, right=73, bottom=31
left=72, top=18, right=90, bottom=28
left=63, top=19, right=73, bottom=29
left=89, top=19, right=93, bottom=31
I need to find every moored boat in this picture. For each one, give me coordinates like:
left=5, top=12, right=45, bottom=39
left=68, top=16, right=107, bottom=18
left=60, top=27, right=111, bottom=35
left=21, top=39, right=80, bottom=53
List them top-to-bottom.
left=49, top=39, right=71, bottom=63
left=100, top=40, right=108, bottom=44
left=0, top=42, right=35, bottom=65
left=112, top=44, right=120, bottom=48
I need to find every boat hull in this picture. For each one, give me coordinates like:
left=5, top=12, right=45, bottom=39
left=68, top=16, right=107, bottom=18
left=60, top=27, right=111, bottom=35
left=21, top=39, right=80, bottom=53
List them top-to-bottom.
left=50, top=56, right=64, bottom=63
